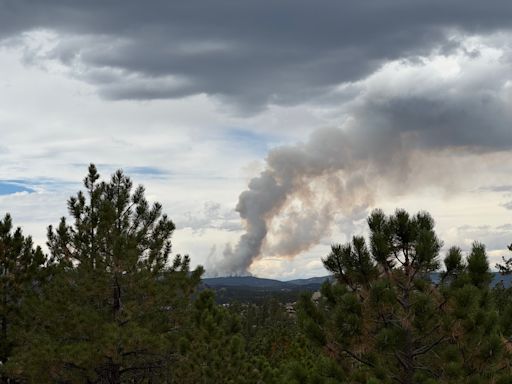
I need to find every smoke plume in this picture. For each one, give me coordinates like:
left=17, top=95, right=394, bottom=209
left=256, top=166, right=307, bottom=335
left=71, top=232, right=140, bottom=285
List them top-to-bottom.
left=214, top=127, right=508, bottom=276
left=215, top=127, right=385, bottom=275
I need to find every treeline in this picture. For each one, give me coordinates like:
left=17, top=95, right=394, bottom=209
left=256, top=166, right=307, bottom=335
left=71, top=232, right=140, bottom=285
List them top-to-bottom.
left=1, top=165, right=512, bottom=383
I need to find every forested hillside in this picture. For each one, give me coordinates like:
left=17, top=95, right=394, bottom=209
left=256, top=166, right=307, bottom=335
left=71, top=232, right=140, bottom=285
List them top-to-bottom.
left=2, top=165, right=512, bottom=383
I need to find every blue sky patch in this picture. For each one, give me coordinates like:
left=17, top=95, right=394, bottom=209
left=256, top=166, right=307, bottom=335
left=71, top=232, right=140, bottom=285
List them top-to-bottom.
left=71, top=164, right=169, bottom=179
left=125, top=166, right=169, bottom=177
left=0, top=178, right=79, bottom=194
left=0, top=181, right=35, bottom=196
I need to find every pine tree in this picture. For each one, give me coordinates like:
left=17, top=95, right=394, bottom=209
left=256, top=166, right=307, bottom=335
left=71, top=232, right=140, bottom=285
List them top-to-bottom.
left=7, top=164, right=203, bottom=383
left=298, top=209, right=510, bottom=383
left=0, top=214, right=46, bottom=383
left=436, top=243, right=508, bottom=382
left=496, top=243, right=512, bottom=274
left=172, top=290, right=271, bottom=384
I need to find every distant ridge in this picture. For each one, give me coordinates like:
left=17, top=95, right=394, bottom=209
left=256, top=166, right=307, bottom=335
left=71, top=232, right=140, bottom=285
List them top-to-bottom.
left=429, top=272, right=512, bottom=287
left=202, top=273, right=512, bottom=304
left=204, top=273, right=512, bottom=289
left=201, top=275, right=332, bottom=304
left=203, top=275, right=332, bottom=288
left=202, top=276, right=288, bottom=288
left=285, top=276, right=333, bottom=286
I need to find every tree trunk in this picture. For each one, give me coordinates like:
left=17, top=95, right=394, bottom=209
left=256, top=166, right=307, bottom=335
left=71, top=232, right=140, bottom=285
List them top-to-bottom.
left=109, top=275, right=122, bottom=384
left=400, top=283, right=415, bottom=384
left=1, top=314, right=9, bottom=384
left=108, top=361, right=121, bottom=384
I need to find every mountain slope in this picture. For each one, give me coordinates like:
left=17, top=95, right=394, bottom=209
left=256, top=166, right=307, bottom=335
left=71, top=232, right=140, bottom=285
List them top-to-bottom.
left=203, top=276, right=287, bottom=288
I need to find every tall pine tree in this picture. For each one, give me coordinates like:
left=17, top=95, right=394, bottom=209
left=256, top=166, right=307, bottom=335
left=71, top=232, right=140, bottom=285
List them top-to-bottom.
left=8, top=165, right=203, bottom=383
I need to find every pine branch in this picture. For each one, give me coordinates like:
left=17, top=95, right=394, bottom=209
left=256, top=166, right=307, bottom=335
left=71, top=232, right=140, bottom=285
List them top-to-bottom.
left=412, top=336, right=447, bottom=357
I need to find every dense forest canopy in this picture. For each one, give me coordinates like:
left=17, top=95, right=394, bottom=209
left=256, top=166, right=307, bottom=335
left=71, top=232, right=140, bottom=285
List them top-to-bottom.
left=1, top=165, right=512, bottom=383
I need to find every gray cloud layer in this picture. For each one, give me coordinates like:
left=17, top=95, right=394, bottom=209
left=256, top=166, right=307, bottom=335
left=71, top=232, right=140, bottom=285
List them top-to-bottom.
left=2, top=1, right=512, bottom=110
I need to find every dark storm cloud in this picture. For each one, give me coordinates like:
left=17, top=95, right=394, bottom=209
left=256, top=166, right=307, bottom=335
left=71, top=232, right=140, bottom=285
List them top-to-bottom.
left=2, top=0, right=512, bottom=109
left=341, top=37, right=512, bottom=151
left=350, top=91, right=512, bottom=151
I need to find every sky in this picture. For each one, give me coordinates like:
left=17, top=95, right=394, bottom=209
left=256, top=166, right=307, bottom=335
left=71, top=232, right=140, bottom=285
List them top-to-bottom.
left=1, top=1, right=512, bottom=279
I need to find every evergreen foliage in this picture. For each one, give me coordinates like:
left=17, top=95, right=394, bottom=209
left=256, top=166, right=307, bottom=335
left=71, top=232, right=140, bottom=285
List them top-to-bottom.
left=7, top=165, right=203, bottom=383
left=299, top=209, right=512, bottom=384
left=0, top=214, right=46, bottom=383
left=496, top=243, right=512, bottom=274
left=172, top=291, right=273, bottom=384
